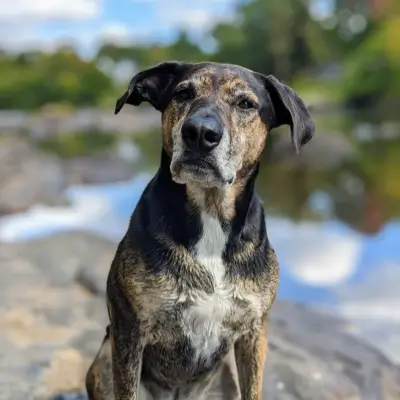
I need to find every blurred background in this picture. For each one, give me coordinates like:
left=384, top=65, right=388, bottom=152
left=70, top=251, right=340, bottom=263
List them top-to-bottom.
left=0, top=0, right=399, bottom=398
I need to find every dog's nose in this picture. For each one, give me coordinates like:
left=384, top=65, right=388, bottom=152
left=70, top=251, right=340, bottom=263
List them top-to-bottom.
left=181, top=116, right=223, bottom=152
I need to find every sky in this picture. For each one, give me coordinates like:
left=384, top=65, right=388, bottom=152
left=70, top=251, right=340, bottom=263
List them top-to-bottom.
left=0, top=0, right=334, bottom=55
left=0, top=0, right=236, bottom=55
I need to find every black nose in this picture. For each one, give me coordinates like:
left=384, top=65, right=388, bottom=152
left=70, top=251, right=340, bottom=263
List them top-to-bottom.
left=181, top=115, right=223, bottom=152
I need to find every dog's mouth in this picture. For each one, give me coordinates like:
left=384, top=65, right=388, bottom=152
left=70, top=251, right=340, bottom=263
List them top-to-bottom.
left=171, top=156, right=233, bottom=188
left=173, top=157, right=219, bottom=178
left=181, top=157, right=216, bottom=172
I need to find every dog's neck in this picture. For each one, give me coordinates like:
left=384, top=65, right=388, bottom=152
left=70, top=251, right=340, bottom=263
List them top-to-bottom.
left=158, top=148, right=259, bottom=227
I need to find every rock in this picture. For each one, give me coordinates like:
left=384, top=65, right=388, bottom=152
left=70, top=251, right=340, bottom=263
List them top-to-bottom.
left=0, top=107, right=159, bottom=137
left=269, top=129, right=354, bottom=170
left=0, top=136, right=141, bottom=216
left=0, top=137, right=68, bottom=215
left=62, top=139, right=140, bottom=185
left=63, top=154, right=135, bottom=185
left=0, top=231, right=117, bottom=288
left=0, top=232, right=398, bottom=399
left=0, top=232, right=115, bottom=399
left=75, top=265, right=107, bottom=296
left=265, top=302, right=400, bottom=399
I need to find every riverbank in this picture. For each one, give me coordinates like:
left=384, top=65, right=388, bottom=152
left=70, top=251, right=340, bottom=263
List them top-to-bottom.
left=0, top=107, right=159, bottom=138
left=1, top=112, right=399, bottom=399
left=0, top=135, right=141, bottom=216
left=1, top=231, right=399, bottom=400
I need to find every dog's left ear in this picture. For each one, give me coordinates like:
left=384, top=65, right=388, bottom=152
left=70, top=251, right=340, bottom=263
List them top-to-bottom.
left=115, top=61, right=191, bottom=114
left=260, top=74, right=315, bottom=153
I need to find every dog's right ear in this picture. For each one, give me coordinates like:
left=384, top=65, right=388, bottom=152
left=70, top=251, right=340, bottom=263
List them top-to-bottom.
left=114, top=61, right=191, bottom=114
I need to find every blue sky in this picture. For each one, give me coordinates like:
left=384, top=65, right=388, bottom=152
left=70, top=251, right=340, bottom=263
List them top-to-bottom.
left=0, top=0, right=334, bottom=55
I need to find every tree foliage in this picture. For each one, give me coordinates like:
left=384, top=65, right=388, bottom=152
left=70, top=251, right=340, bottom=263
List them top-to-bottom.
left=0, top=0, right=398, bottom=110
left=0, top=47, right=113, bottom=110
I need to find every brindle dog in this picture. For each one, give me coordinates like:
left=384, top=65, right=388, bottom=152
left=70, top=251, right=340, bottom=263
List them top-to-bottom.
left=85, top=61, right=315, bottom=400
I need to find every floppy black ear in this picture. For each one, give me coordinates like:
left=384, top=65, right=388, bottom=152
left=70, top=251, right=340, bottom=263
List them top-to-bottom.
left=114, top=61, right=191, bottom=114
left=264, top=75, right=315, bottom=153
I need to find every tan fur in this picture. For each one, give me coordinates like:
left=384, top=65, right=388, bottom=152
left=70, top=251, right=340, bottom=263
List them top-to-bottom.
left=85, top=61, right=313, bottom=400
left=162, top=66, right=269, bottom=186
left=186, top=179, right=246, bottom=221
left=87, top=246, right=278, bottom=399
left=234, top=318, right=268, bottom=400
left=86, top=331, right=114, bottom=400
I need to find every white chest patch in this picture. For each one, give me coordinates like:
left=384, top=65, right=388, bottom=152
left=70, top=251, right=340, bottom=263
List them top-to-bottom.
left=182, top=212, right=233, bottom=362
left=196, top=212, right=227, bottom=284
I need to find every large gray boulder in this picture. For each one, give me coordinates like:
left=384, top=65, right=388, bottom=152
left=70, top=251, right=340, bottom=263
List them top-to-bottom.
left=0, top=136, right=140, bottom=215
left=0, top=137, right=68, bottom=215
left=0, top=232, right=398, bottom=399
left=0, top=232, right=113, bottom=399
left=265, top=302, right=400, bottom=399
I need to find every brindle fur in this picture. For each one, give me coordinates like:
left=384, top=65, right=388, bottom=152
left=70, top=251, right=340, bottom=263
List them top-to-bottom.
left=86, top=61, right=314, bottom=400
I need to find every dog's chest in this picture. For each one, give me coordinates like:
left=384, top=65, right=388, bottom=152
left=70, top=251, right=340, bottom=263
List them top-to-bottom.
left=180, top=213, right=237, bottom=361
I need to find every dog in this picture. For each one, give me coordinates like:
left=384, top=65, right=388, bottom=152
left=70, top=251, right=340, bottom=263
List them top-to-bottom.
left=85, top=61, right=315, bottom=400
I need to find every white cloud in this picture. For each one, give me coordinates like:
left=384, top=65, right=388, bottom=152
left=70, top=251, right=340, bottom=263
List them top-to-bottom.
left=0, top=0, right=100, bottom=21
left=0, top=0, right=102, bottom=52
left=0, top=0, right=236, bottom=53
left=153, top=0, right=236, bottom=32
left=158, top=9, right=216, bottom=31
left=0, top=21, right=140, bottom=55
left=94, top=22, right=153, bottom=46
left=100, top=22, right=131, bottom=42
left=0, top=23, right=78, bottom=53
left=0, top=24, right=36, bottom=51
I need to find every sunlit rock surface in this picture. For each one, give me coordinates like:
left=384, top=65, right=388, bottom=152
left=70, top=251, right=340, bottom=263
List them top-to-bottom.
left=0, top=232, right=399, bottom=399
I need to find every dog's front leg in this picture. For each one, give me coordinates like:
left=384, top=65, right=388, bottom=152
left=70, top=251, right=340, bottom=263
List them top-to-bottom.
left=108, top=294, right=144, bottom=400
left=109, top=317, right=143, bottom=400
left=234, top=318, right=268, bottom=400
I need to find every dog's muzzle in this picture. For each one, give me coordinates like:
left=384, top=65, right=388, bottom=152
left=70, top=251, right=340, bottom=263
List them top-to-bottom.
left=171, top=109, right=235, bottom=188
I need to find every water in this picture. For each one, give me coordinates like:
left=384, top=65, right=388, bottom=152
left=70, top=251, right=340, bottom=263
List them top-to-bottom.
left=0, top=106, right=399, bottom=360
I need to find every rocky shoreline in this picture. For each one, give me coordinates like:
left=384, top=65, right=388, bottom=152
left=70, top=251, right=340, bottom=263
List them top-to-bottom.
left=0, top=123, right=357, bottom=217
left=0, top=136, right=140, bottom=216
left=0, top=232, right=399, bottom=399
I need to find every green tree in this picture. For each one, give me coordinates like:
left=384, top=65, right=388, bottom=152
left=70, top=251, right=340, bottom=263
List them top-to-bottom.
left=210, top=0, right=325, bottom=81
left=340, top=13, right=400, bottom=105
left=97, top=31, right=204, bottom=69
left=0, top=48, right=114, bottom=110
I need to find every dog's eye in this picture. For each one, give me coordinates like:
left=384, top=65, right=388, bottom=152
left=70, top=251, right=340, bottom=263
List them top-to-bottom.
left=174, top=88, right=194, bottom=102
left=237, top=99, right=256, bottom=110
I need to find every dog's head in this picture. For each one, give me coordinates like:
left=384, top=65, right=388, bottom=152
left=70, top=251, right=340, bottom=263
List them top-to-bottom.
left=115, top=61, right=314, bottom=188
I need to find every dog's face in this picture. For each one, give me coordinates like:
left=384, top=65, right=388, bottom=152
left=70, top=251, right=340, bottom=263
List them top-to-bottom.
left=115, top=61, right=314, bottom=188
